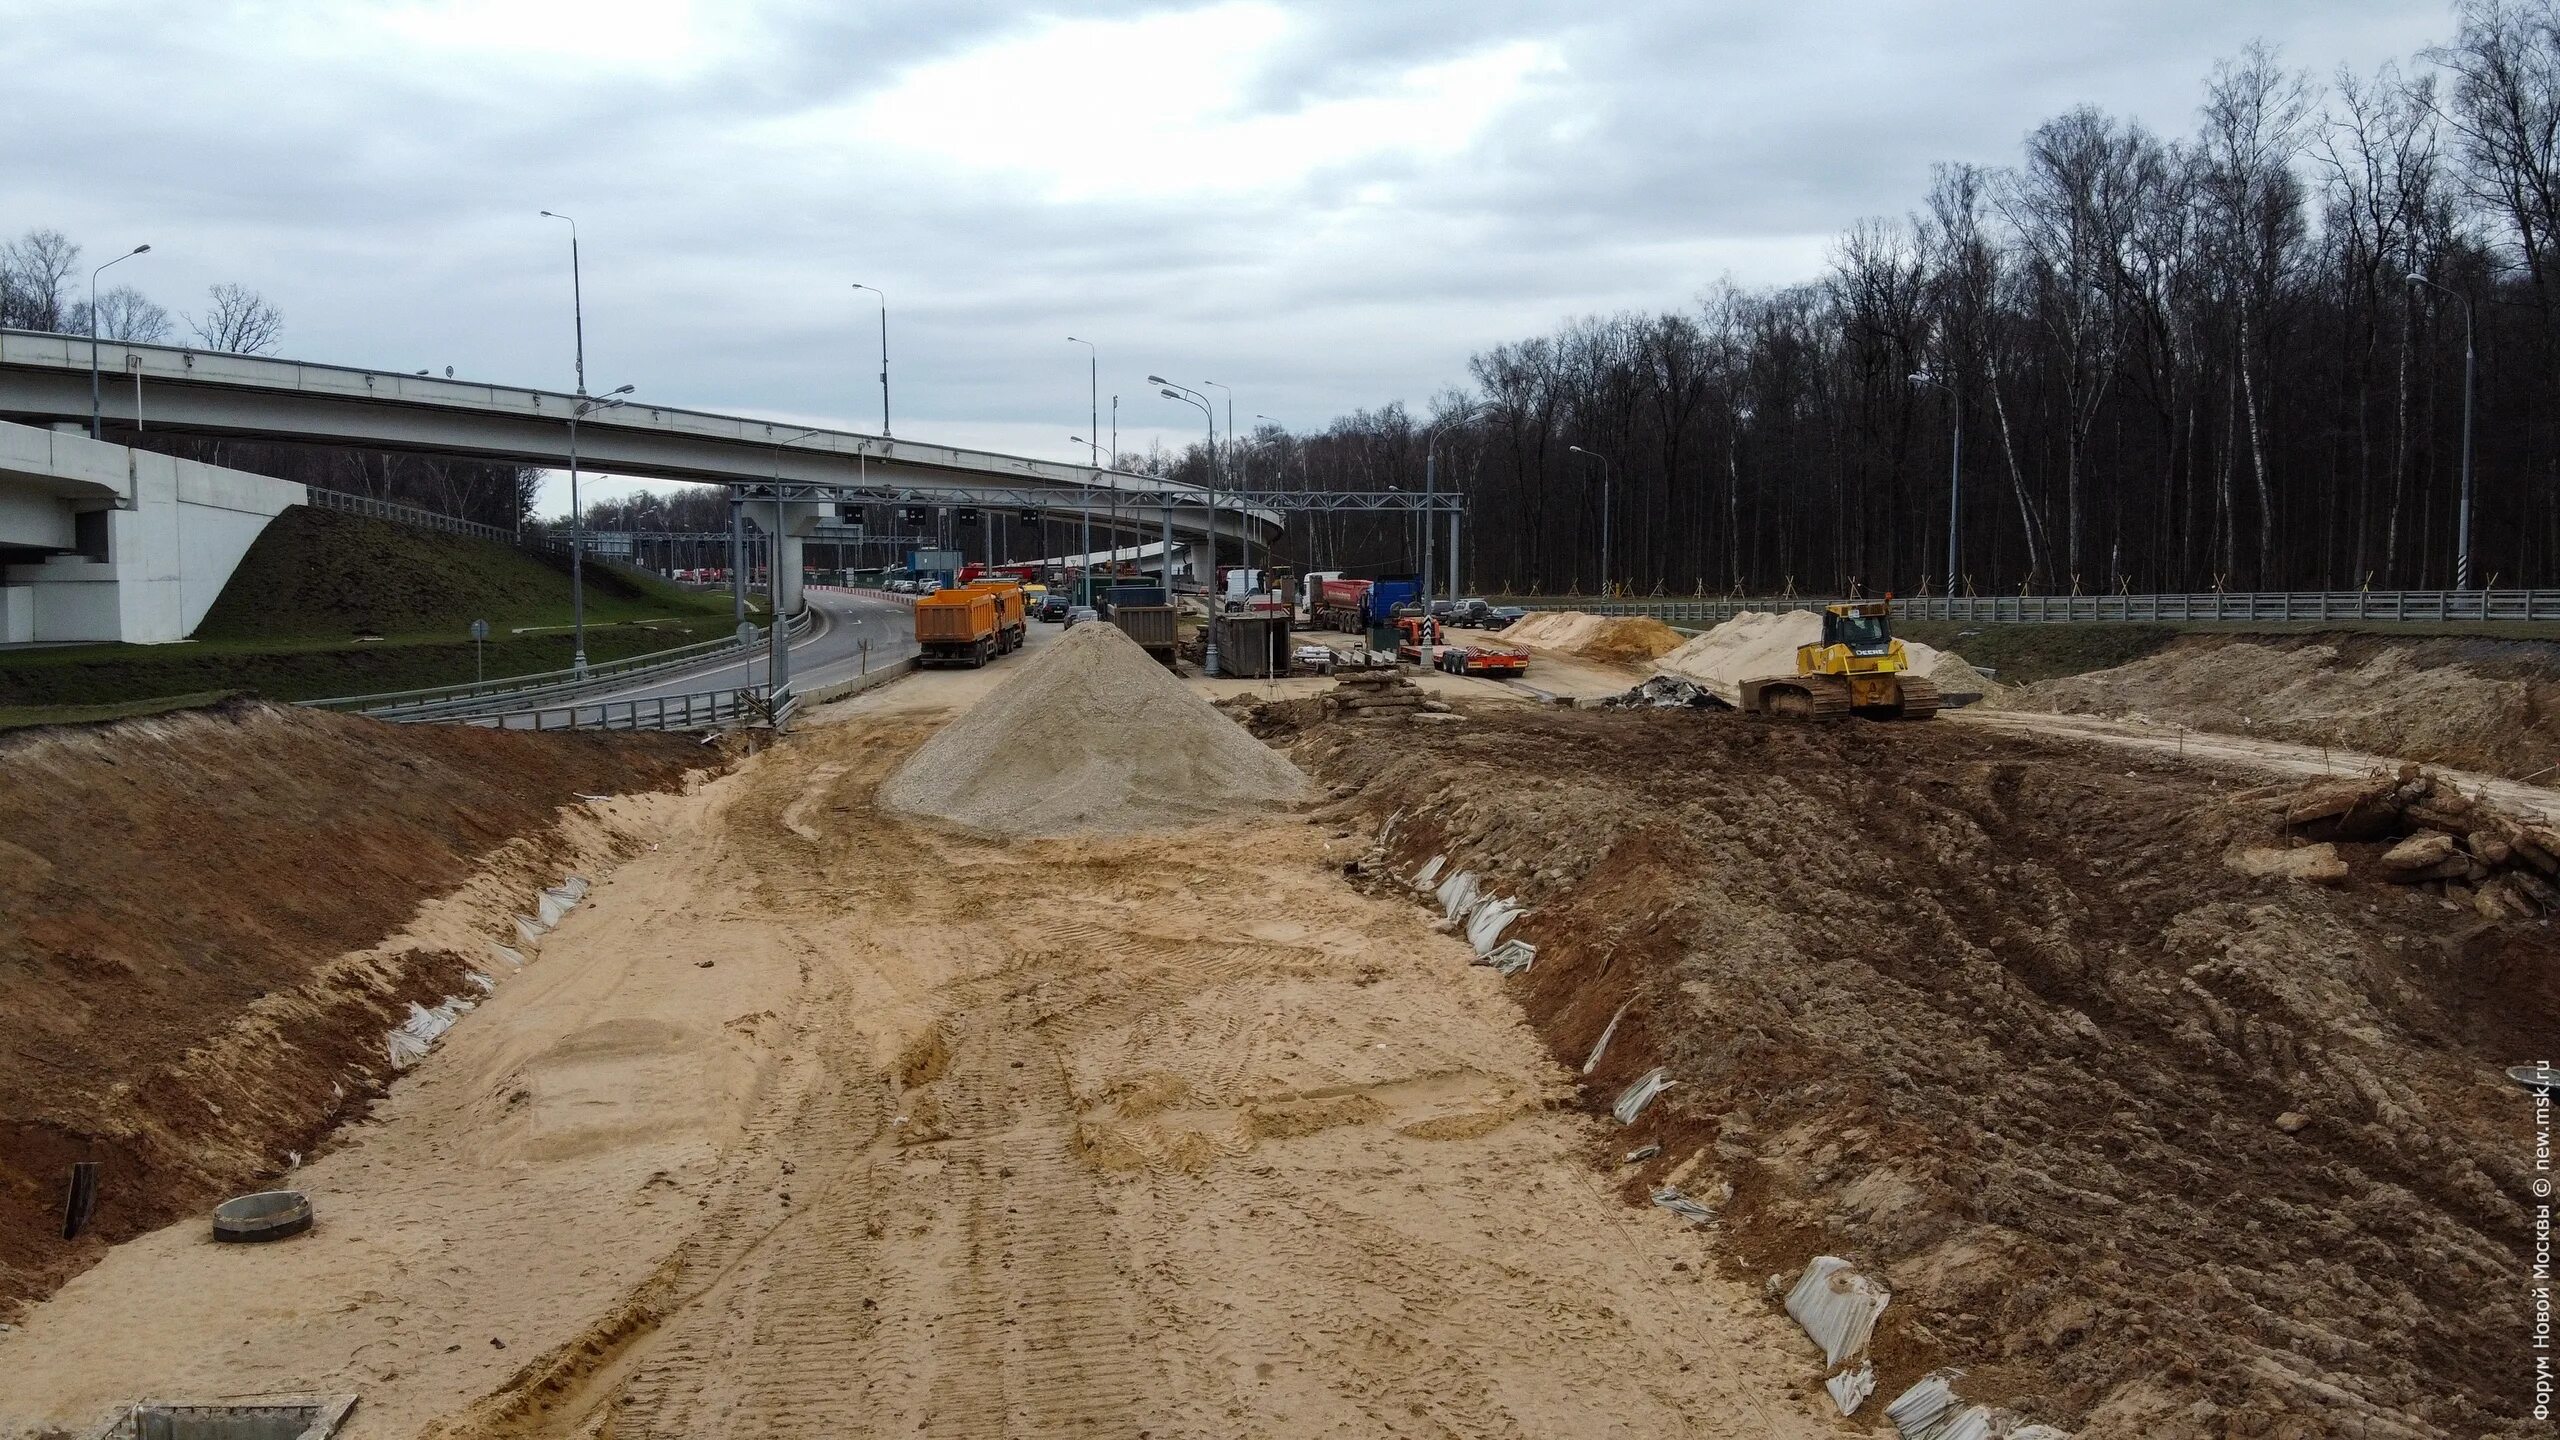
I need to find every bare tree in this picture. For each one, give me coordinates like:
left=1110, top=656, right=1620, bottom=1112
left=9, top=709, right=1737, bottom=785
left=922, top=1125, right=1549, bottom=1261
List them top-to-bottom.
left=2431, top=0, right=2560, bottom=302
left=2198, top=40, right=2316, bottom=584
left=0, top=228, right=82, bottom=331
left=187, top=282, right=284, bottom=354
left=75, top=284, right=173, bottom=343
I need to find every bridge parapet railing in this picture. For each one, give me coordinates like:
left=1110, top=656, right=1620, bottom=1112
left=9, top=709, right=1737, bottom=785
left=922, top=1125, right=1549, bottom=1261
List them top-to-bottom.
left=303, top=485, right=520, bottom=545
left=1502, top=589, right=2560, bottom=626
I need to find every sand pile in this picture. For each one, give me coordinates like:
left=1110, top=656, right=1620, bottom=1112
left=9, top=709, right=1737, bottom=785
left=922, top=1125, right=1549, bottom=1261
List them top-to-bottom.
left=1652, top=610, right=1947, bottom=703
left=1500, top=611, right=1686, bottom=665
left=881, top=621, right=1307, bottom=835
left=1923, top=652, right=2001, bottom=702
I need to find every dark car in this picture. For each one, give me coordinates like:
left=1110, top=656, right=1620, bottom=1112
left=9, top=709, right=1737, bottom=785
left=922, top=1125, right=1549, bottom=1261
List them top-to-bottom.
left=1037, top=593, right=1073, bottom=622
left=1448, top=598, right=1498, bottom=628
left=1487, top=604, right=1526, bottom=627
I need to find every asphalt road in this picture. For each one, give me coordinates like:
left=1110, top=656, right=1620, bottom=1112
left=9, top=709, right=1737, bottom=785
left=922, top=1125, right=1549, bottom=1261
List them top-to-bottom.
left=484, top=588, right=916, bottom=728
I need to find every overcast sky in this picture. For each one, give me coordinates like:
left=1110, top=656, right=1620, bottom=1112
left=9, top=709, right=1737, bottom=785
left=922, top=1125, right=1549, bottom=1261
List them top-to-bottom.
left=4, top=0, right=2452, bottom=514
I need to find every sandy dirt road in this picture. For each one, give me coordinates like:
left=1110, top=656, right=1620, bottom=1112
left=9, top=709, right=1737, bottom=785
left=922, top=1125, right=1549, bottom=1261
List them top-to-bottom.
left=3, top=657, right=1831, bottom=1439
left=1956, top=707, right=2560, bottom=820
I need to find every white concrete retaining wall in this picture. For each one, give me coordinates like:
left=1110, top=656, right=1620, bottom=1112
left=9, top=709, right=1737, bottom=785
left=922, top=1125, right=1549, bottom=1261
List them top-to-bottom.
left=0, top=420, right=307, bottom=644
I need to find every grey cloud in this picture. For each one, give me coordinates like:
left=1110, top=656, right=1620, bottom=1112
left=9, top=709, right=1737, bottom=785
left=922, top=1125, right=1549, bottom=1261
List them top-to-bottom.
left=0, top=0, right=2458, bottom=504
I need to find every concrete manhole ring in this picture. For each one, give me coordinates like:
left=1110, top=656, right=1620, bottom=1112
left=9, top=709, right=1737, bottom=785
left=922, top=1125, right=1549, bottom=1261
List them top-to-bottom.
left=212, top=1190, right=313, bottom=1243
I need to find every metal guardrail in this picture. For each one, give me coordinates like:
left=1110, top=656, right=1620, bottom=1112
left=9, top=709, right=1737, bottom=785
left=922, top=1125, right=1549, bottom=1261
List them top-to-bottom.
left=304, top=485, right=520, bottom=544
left=1506, top=589, right=2560, bottom=626
left=306, top=606, right=812, bottom=722
left=306, top=629, right=751, bottom=715
left=467, top=682, right=783, bottom=732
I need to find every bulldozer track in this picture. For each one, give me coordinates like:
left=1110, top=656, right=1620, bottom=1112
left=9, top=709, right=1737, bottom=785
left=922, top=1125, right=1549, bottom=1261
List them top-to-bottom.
left=1893, top=674, right=1944, bottom=720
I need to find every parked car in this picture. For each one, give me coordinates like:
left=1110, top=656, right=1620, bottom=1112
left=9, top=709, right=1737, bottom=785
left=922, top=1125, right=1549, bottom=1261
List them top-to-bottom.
left=1037, top=593, right=1073, bottom=622
left=1446, top=598, right=1497, bottom=628
left=1063, top=605, right=1101, bottom=629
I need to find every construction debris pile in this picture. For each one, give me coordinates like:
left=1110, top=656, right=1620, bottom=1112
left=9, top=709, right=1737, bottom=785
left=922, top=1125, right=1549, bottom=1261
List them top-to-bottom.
left=881, top=620, right=1307, bottom=835
left=1327, top=668, right=1438, bottom=721
left=1600, top=675, right=1721, bottom=709
left=1296, top=704, right=2545, bottom=1438
left=2243, top=763, right=2560, bottom=917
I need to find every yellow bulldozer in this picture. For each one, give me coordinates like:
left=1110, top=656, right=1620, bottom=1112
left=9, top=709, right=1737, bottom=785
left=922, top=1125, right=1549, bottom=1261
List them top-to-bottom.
left=1737, top=600, right=1941, bottom=720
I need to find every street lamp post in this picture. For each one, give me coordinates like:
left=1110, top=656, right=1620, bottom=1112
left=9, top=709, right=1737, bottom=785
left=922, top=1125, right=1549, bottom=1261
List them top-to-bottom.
left=537, top=210, right=600, bottom=669
left=88, top=243, right=150, bottom=440
left=2408, top=273, right=2478, bottom=591
left=851, top=283, right=890, bottom=436
left=1068, top=338, right=1098, bottom=595
left=1908, top=371, right=1962, bottom=592
left=1203, top=380, right=1234, bottom=597
left=1157, top=382, right=1219, bottom=674
left=566, top=383, right=636, bottom=674
left=1256, top=415, right=1285, bottom=601
left=1070, top=434, right=1098, bottom=593
left=1568, top=445, right=1612, bottom=599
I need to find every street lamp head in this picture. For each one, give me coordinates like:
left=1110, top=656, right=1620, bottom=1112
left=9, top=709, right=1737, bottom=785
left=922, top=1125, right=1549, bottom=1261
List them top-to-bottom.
left=130, top=244, right=150, bottom=256
left=2405, top=272, right=2426, bottom=285
left=1907, top=371, right=1931, bottom=385
left=1146, top=375, right=1169, bottom=386
left=606, top=383, right=635, bottom=396
left=1159, top=388, right=1182, bottom=400
left=1569, top=445, right=1593, bottom=457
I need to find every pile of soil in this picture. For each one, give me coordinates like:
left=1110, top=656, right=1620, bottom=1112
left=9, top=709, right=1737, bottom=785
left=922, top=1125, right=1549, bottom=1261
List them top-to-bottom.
left=1653, top=610, right=1948, bottom=702
left=1499, top=611, right=1687, bottom=665
left=882, top=621, right=1306, bottom=835
left=2003, top=632, right=2560, bottom=781
left=0, top=700, right=702, bottom=1317
left=1296, top=705, right=2543, bottom=1437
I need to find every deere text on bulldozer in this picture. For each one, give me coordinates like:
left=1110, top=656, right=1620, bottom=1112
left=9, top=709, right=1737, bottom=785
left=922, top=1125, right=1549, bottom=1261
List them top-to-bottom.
left=1737, top=600, right=1940, bottom=720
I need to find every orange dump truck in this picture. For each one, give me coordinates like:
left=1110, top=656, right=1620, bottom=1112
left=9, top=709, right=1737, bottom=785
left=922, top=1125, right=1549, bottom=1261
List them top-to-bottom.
left=962, top=579, right=1029, bottom=654
left=914, top=588, right=1001, bottom=667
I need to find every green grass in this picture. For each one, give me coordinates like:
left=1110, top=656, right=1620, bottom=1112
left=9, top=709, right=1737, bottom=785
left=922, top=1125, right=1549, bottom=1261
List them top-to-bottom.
left=195, top=507, right=731, bottom=639
left=0, top=508, right=762, bottom=708
left=1894, top=622, right=2186, bottom=684
left=0, top=690, right=247, bottom=733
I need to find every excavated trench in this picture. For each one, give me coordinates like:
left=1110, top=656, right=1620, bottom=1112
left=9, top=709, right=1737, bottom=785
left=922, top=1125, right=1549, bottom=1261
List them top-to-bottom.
left=1281, top=700, right=2549, bottom=1438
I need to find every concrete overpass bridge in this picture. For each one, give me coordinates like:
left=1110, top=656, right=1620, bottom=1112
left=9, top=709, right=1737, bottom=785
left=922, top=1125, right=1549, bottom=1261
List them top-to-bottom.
left=0, top=328, right=1275, bottom=639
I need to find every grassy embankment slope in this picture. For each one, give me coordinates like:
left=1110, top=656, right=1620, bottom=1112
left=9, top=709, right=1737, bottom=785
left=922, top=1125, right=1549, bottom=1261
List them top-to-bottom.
left=0, top=507, right=758, bottom=722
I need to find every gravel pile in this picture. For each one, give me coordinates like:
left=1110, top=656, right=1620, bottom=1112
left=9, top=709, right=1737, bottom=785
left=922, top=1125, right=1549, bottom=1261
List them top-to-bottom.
left=881, top=622, right=1307, bottom=835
